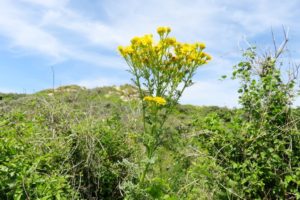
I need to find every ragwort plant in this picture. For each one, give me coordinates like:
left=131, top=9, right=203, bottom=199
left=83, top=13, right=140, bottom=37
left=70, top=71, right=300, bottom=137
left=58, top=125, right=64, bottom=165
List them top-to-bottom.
left=118, top=27, right=211, bottom=198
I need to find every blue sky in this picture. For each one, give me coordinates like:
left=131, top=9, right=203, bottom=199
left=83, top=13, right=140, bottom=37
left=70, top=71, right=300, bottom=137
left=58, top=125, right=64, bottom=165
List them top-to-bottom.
left=1, top=0, right=300, bottom=107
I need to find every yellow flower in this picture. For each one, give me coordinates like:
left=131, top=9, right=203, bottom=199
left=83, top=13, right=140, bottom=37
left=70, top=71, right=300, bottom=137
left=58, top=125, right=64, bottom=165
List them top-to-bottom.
left=157, top=26, right=171, bottom=36
left=140, top=34, right=153, bottom=46
left=131, top=37, right=140, bottom=45
left=165, top=37, right=177, bottom=46
left=195, top=42, right=206, bottom=49
left=154, top=43, right=163, bottom=52
left=199, top=43, right=206, bottom=49
left=181, top=44, right=193, bottom=54
left=119, top=45, right=134, bottom=56
left=118, top=46, right=125, bottom=56
left=127, top=46, right=134, bottom=53
left=187, top=53, right=197, bottom=61
left=204, top=53, right=212, bottom=61
left=143, top=96, right=167, bottom=105
left=143, top=96, right=154, bottom=101
left=153, top=97, right=167, bottom=105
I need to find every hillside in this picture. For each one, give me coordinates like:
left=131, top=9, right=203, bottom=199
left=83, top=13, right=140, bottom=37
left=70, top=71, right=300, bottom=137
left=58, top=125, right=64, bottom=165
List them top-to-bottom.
left=1, top=83, right=300, bottom=199
left=0, top=84, right=232, bottom=199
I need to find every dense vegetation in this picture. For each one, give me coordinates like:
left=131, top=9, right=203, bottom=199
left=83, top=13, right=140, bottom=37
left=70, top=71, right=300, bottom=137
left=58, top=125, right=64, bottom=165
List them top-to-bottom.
left=1, top=27, right=300, bottom=199
left=0, top=85, right=231, bottom=199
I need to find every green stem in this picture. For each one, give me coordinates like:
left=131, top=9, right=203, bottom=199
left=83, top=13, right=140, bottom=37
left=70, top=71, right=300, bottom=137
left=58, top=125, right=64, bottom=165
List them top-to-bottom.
left=133, top=70, right=147, bottom=135
left=140, top=107, right=159, bottom=184
left=140, top=150, right=153, bottom=184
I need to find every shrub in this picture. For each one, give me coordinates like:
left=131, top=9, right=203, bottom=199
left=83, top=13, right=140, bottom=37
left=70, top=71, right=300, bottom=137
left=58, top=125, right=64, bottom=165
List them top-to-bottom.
left=199, top=42, right=300, bottom=198
left=0, top=93, right=134, bottom=199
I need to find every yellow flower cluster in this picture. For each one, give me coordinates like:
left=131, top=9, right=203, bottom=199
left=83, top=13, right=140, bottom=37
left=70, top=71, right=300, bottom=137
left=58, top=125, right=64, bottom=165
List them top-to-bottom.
left=118, top=26, right=211, bottom=72
left=157, top=26, right=171, bottom=35
left=131, top=34, right=153, bottom=46
left=118, top=35, right=154, bottom=56
left=164, top=37, right=177, bottom=45
left=195, top=42, right=206, bottom=49
left=173, top=43, right=212, bottom=64
left=118, top=46, right=134, bottom=56
left=143, top=96, right=167, bottom=106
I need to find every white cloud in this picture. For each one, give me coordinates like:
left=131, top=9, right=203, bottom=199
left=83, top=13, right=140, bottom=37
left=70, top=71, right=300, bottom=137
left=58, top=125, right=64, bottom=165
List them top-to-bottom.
left=1, top=0, right=299, bottom=63
left=20, top=0, right=69, bottom=8
left=0, top=1, right=69, bottom=59
left=229, top=1, right=299, bottom=35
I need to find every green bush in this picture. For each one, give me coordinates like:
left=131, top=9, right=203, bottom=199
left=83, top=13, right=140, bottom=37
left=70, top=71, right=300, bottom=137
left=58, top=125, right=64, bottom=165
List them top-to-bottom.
left=198, top=46, right=300, bottom=199
left=0, top=92, right=134, bottom=199
left=0, top=112, right=76, bottom=199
